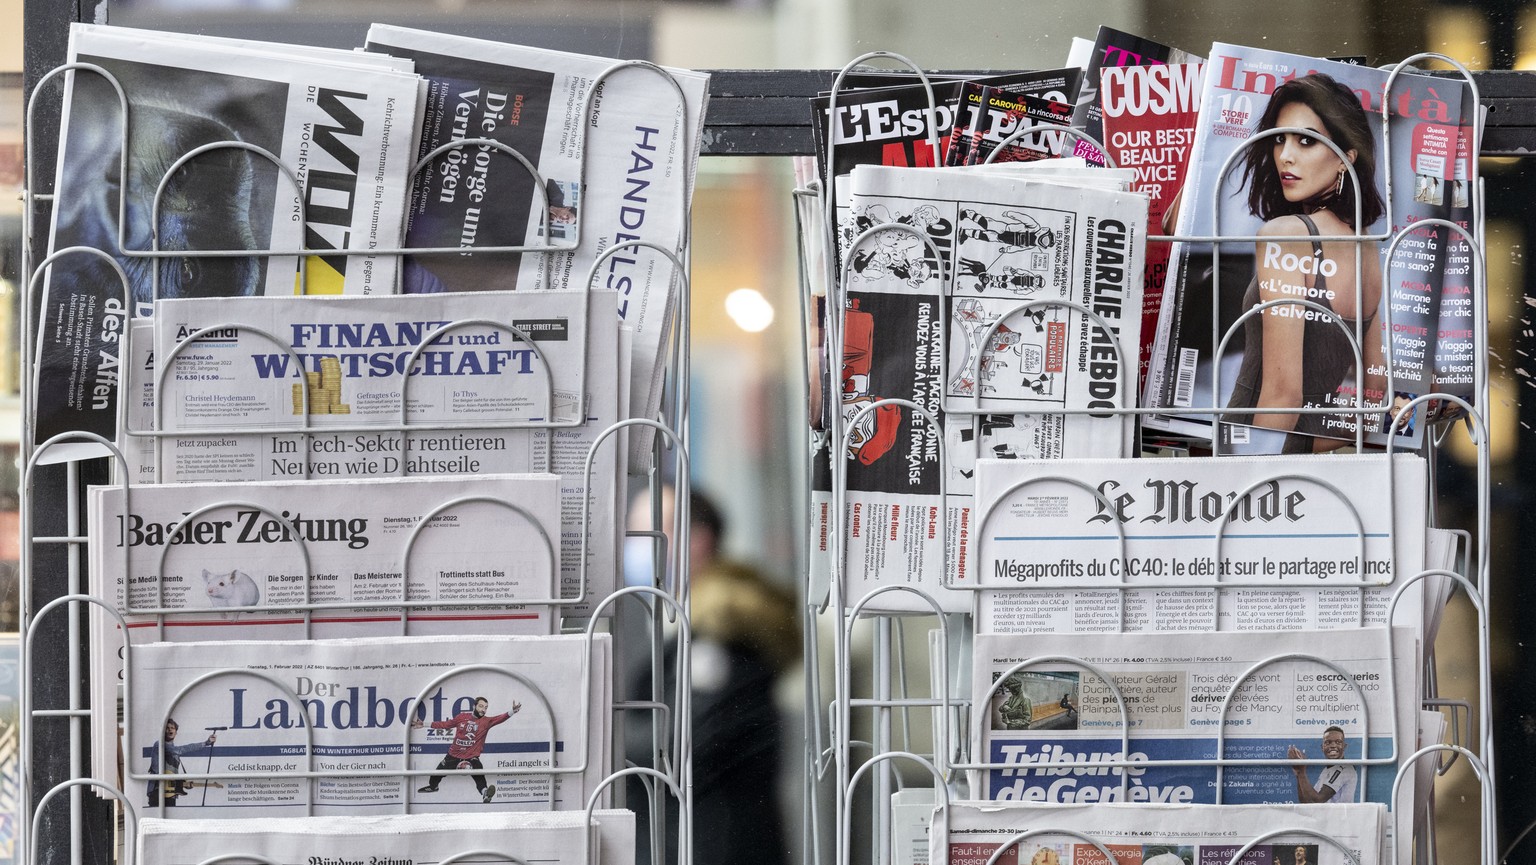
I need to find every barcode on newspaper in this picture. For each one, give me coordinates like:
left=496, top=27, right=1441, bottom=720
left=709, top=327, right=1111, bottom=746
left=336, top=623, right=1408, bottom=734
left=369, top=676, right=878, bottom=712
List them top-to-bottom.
left=1173, top=348, right=1199, bottom=407
left=1223, top=423, right=1250, bottom=445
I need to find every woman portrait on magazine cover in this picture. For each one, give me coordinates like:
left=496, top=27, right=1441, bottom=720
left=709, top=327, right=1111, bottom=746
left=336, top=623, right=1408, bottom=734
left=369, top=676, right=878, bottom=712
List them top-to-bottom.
left=1222, top=73, right=1387, bottom=453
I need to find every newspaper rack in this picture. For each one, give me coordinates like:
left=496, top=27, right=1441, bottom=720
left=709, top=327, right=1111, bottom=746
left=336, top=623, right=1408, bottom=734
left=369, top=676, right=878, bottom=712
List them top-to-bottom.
left=18, top=49, right=702, bottom=865
left=801, top=49, right=1494, bottom=865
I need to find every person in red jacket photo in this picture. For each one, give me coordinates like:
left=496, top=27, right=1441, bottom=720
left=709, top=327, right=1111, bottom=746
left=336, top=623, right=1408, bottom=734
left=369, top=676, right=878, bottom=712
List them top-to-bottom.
left=412, top=696, right=520, bottom=803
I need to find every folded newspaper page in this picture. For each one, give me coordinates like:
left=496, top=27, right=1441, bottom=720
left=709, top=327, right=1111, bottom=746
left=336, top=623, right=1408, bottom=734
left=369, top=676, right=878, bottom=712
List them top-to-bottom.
left=36, top=24, right=423, bottom=461
left=362, top=24, right=709, bottom=442
left=811, top=166, right=1146, bottom=614
left=148, top=290, right=621, bottom=615
left=971, top=453, right=1429, bottom=633
left=87, top=473, right=564, bottom=785
left=971, top=629, right=1415, bottom=813
left=128, top=634, right=611, bottom=816
left=934, top=801, right=1384, bottom=865
left=139, top=810, right=636, bottom=865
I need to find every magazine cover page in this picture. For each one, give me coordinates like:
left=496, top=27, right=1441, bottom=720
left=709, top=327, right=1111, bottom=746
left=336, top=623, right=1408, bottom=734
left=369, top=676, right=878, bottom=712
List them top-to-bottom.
left=362, top=24, right=709, bottom=434
left=36, top=25, right=422, bottom=459
left=1069, top=26, right=1201, bottom=145
left=1144, top=44, right=1467, bottom=452
left=1099, top=61, right=1203, bottom=392
left=943, top=70, right=1085, bottom=167
left=970, top=453, right=1429, bottom=633
left=971, top=629, right=1415, bottom=805
left=128, top=634, right=610, bottom=817
left=935, top=801, right=1384, bottom=865
left=138, top=811, right=636, bottom=865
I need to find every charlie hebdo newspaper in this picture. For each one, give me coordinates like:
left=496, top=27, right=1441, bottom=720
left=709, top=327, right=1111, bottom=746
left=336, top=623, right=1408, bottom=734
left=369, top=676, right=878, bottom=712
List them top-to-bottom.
left=35, top=24, right=423, bottom=461
left=362, top=24, right=710, bottom=439
left=1143, top=44, right=1468, bottom=451
left=813, top=164, right=1145, bottom=613
left=148, top=291, right=621, bottom=617
left=971, top=453, right=1429, bottom=634
left=87, top=473, right=563, bottom=784
left=971, top=629, right=1414, bottom=828
left=128, top=634, right=611, bottom=817
left=934, top=801, right=1383, bottom=865
left=139, top=810, right=636, bottom=865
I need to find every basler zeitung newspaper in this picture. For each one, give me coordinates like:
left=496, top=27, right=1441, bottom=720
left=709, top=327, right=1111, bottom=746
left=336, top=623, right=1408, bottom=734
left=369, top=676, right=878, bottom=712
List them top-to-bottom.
left=87, top=473, right=564, bottom=786
left=128, top=634, right=610, bottom=816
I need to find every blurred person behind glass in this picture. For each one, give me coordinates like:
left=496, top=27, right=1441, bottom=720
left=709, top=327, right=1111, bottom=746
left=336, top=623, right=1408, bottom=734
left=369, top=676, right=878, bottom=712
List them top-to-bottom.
left=624, top=485, right=798, bottom=865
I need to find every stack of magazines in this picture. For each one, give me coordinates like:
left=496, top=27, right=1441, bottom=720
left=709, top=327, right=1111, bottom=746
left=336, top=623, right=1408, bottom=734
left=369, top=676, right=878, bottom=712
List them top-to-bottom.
left=27, top=20, right=712, bottom=859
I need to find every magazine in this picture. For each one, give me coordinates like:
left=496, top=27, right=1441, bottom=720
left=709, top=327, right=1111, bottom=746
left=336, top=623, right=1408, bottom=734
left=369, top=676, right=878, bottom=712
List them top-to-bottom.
left=35, top=24, right=423, bottom=461
left=362, top=24, right=710, bottom=437
left=1069, top=25, right=1201, bottom=145
left=1143, top=44, right=1468, bottom=451
left=1099, top=61, right=1203, bottom=391
left=943, top=70, right=1085, bottom=167
left=953, top=90, right=1096, bottom=167
left=1429, top=101, right=1482, bottom=422
left=810, top=166, right=1145, bottom=612
left=147, top=290, right=622, bottom=616
left=970, top=453, right=1429, bottom=633
left=87, top=473, right=564, bottom=785
left=971, top=628, right=1414, bottom=863
left=127, top=634, right=611, bottom=816
left=935, top=801, right=1384, bottom=865
left=139, top=811, right=636, bottom=865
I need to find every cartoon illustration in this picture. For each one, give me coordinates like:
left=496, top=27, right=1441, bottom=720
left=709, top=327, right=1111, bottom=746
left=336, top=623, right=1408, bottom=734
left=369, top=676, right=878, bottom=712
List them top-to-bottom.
left=842, top=203, right=947, bottom=288
left=958, top=208, right=1056, bottom=251
left=950, top=299, right=1053, bottom=398
left=840, top=301, right=901, bottom=465
left=413, top=696, right=521, bottom=804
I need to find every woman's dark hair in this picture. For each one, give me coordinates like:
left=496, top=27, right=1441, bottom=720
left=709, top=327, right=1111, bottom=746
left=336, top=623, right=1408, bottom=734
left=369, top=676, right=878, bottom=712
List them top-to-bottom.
left=1240, top=73, right=1384, bottom=227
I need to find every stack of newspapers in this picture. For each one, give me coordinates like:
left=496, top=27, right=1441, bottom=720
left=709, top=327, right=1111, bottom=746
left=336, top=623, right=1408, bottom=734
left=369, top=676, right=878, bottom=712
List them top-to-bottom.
left=31, top=20, right=711, bottom=856
left=806, top=27, right=1472, bottom=865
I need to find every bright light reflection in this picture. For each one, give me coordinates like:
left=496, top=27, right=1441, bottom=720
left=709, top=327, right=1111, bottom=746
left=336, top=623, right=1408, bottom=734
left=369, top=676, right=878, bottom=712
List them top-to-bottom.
left=725, top=288, right=774, bottom=333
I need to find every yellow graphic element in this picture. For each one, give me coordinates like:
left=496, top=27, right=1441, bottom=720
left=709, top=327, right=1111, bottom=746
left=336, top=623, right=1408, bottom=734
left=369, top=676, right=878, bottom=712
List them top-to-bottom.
left=293, top=255, right=347, bottom=295
left=292, top=358, right=351, bottom=415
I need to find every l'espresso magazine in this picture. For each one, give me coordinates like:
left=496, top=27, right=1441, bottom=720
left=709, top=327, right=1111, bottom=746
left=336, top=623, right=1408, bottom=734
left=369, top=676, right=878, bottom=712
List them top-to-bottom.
left=35, top=24, right=424, bottom=461
left=362, top=24, right=710, bottom=442
left=1143, top=44, right=1469, bottom=452
left=810, top=163, right=1146, bottom=613
left=147, top=290, right=622, bottom=616
left=969, top=453, right=1430, bottom=634
left=87, top=473, right=564, bottom=786
left=970, top=628, right=1416, bottom=860
left=128, top=634, right=611, bottom=816
left=934, top=801, right=1384, bottom=865
left=139, top=811, right=636, bottom=865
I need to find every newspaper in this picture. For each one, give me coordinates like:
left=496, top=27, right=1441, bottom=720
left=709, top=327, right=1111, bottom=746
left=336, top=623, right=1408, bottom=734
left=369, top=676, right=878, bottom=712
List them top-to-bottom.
left=36, top=24, right=423, bottom=461
left=362, top=24, right=709, bottom=440
left=1143, top=44, right=1468, bottom=451
left=810, top=166, right=1145, bottom=613
left=147, top=290, right=622, bottom=615
left=971, top=453, right=1429, bottom=633
left=87, top=473, right=564, bottom=785
left=971, top=628, right=1415, bottom=807
left=128, top=634, right=610, bottom=816
left=935, top=801, right=1384, bottom=865
left=139, top=810, right=636, bottom=865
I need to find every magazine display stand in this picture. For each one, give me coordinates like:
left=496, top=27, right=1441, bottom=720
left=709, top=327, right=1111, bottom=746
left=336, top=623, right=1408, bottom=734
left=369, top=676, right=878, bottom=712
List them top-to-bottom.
left=800, top=51, right=1495, bottom=865
left=17, top=54, right=699, bottom=865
